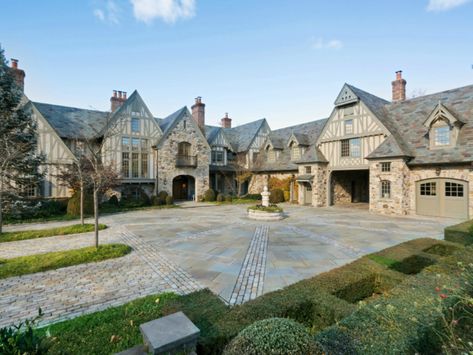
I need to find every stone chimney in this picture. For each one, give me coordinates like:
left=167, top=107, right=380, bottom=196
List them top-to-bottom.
left=10, top=58, right=25, bottom=92
left=392, top=70, right=407, bottom=102
left=110, top=90, right=127, bottom=112
left=191, top=96, right=205, bottom=133
left=221, top=112, right=232, bottom=128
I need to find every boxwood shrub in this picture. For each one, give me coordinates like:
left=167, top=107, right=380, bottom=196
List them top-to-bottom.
left=444, top=219, right=473, bottom=245
left=316, top=246, right=473, bottom=354
left=224, top=318, right=321, bottom=355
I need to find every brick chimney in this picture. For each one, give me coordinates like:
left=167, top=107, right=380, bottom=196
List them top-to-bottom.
left=10, top=59, right=25, bottom=92
left=392, top=70, right=407, bottom=102
left=110, top=90, right=127, bottom=112
left=191, top=96, right=205, bottom=133
left=221, top=112, right=232, bottom=128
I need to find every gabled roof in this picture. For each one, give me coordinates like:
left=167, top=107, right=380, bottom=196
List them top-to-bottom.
left=32, top=102, right=109, bottom=140
left=223, top=118, right=267, bottom=152
left=255, top=118, right=327, bottom=172
left=367, top=135, right=412, bottom=160
left=296, top=145, right=328, bottom=164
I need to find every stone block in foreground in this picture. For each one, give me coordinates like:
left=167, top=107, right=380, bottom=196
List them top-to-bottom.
left=139, top=311, right=200, bottom=354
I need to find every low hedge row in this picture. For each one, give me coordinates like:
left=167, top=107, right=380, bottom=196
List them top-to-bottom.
left=444, top=219, right=473, bottom=245
left=161, top=243, right=423, bottom=353
left=316, top=244, right=473, bottom=354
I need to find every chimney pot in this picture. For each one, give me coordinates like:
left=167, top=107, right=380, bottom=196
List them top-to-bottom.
left=9, top=58, right=25, bottom=91
left=11, top=58, right=18, bottom=69
left=392, top=70, right=407, bottom=102
left=113, top=90, right=117, bottom=98
left=123, top=92, right=127, bottom=100
left=191, top=96, right=206, bottom=133
left=221, top=112, right=232, bottom=128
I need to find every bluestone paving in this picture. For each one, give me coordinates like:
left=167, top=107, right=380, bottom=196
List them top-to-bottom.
left=0, top=203, right=454, bottom=327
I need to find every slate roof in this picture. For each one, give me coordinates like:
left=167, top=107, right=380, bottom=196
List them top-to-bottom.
left=364, top=84, right=473, bottom=164
left=33, top=102, right=110, bottom=139
left=158, top=106, right=188, bottom=136
left=223, top=118, right=267, bottom=152
left=255, top=118, right=327, bottom=172
left=297, top=145, right=328, bottom=164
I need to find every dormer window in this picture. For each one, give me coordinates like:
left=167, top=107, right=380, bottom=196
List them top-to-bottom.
left=424, top=102, right=463, bottom=149
left=434, top=125, right=450, bottom=146
left=290, top=142, right=301, bottom=160
left=267, top=149, right=276, bottom=162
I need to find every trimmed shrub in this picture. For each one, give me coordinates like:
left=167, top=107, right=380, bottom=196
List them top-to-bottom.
left=121, top=187, right=151, bottom=207
left=203, top=189, right=216, bottom=202
left=269, top=189, right=284, bottom=204
left=158, top=190, right=168, bottom=200
left=283, top=190, right=290, bottom=202
left=67, top=191, right=94, bottom=216
left=216, top=194, right=224, bottom=203
left=243, top=194, right=261, bottom=200
left=108, top=195, right=119, bottom=207
left=151, top=195, right=161, bottom=206
left=225, top=195, right=233, bottom=203
left=165, top=196, right=173, bottom=205
left=445, top=219, right=473, bottom=245
left=316, top=246, right=473, bottom=355
left=390, top=254, right=436, bottom=275
left=224, top=318, right=321, bottom=355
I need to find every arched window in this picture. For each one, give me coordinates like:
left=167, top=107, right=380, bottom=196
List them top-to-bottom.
left=178, top=142, right=191, bottom=156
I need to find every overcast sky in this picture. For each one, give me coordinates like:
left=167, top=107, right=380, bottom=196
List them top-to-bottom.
left=1, top=0, right=472, bottom=128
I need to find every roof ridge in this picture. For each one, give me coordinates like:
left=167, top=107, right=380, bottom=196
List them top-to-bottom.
left=32, top=101, right=107, bottom=114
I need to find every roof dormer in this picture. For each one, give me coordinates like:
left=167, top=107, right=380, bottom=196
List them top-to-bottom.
left=424, top=102, right=463, bottom=149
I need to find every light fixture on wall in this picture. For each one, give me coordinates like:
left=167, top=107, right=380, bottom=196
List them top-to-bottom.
left=435, top=167, right=442, bottom=176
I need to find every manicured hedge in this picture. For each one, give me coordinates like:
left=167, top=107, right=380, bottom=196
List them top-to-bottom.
left=445, top=219, right=473, bottom=245
left=316, top=245, right=473, bottom=354
left=224, top=318, right=321, bottom=355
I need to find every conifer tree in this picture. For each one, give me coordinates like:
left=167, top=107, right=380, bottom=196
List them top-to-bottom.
left=0, top=46, right=44, bottom=233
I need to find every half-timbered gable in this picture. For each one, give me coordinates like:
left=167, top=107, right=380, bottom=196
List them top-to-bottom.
left=317, top=84, right=391, bottom=170
left=102, top=91, right=162, bottom=183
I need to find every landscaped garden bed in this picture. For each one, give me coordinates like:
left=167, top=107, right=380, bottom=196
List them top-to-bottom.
left=247, top=205, right=284, bottom=221
left=0, top=223, right=107, bottom=243
left=5, top=232, right=470, bottom=354
left=0, top=244, right=131, bottom=279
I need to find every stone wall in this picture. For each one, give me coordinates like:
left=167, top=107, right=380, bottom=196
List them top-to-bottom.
left=157, top=119, right=210, bottom=200
left=369, top=159, right=410, bottom=216
left=369, top=161, right=473, bottom=218
left=297, top=164, right=328, bottom=207
left=330, top=170, right=369, bottom=205
left=249, top=172, right=294, bottom=194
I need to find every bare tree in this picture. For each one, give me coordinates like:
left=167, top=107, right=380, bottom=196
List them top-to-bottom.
left=57, top=151, right=93, bottom=225
left=232, top=153, right=254, bottom=197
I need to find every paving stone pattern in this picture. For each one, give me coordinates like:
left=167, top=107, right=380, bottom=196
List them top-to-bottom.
left=229, top=225, right=269, bottom=305
left=120, top=227, right=202, bottom=294
left=0, top=228, right=201, bottom=328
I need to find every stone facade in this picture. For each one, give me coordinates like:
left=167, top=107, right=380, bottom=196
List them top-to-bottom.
left=157, top=117, right=210, bottom=200
left=369, top=159, right=410, bottom=216
left=297, top=164, right=328, bottom=207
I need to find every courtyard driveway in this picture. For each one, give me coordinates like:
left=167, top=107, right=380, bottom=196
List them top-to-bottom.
left=0, top=204, right=453, bottom=326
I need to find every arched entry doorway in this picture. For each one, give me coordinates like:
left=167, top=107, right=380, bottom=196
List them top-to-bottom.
left=172, top=175, right=195, bottom=200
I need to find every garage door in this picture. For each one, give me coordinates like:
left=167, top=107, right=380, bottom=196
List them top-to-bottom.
left=416, top=179, right=469, bottom=219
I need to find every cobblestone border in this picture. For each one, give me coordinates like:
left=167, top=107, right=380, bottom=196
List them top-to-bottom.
left=229, top=225, right=269, bottom=305
left=120, top=227, right=202, bottom=294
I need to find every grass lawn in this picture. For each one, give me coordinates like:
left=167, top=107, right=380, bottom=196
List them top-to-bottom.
left=0, top=224, right=107, bottom=243
left=0, top=244, right=131, bottom=279
left=44, top=292, right=178, bottom=355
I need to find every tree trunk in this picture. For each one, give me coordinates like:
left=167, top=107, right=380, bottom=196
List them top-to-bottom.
left=80, top=181, right=84, bottom=226
left=93, top=187, right=99, bottom=249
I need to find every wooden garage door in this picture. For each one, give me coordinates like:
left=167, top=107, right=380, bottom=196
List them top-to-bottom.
left=416, top=179, right=468, bottom=219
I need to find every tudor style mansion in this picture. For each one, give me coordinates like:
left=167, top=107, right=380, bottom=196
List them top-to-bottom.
left=8, top=60, right=473, bottom=220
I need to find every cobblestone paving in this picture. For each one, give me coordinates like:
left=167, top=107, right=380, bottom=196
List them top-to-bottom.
left=229, top=225, right=269, bottom=305
left=120, top=227, right=202, bottom=294
left=0, top=228, right=201, bottom=328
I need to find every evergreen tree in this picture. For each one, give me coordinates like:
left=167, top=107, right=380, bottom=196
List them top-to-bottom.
left=0, top=46, right=44, bottom=233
